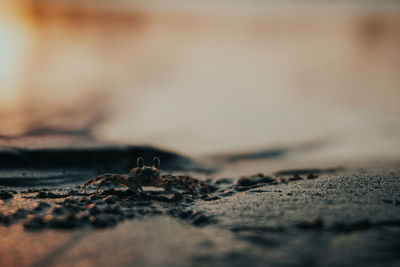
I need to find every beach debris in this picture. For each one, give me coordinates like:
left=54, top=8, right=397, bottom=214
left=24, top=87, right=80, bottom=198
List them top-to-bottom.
left=82, top=157, right=210, bottom=195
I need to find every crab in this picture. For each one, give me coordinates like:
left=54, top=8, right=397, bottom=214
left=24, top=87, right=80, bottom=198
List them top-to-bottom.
left=82, top=157, right=210, bottom=195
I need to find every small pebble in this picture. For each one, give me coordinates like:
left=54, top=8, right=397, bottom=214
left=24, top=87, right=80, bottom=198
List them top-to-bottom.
left=307, top=173, right=318, bottom=179
left=235, top=174, right=275, bottom=187
left=289, top=174, right=303, bottom=181
left=170, top=193, right=184, bottom=202
left=52, top=205, right=65, bottom=214
left=89, top=205, right=101, bottom=215
left=178, top=210, right=194, bottom=219
left=52, top=213, right=79, bottom=229
left=0, top=214, right=11, bottom=225
left=192, top=214, right=211, bottom=226
left=90, top=215, right=117, bottom=228
left=24, top=216, right=46, bottom=229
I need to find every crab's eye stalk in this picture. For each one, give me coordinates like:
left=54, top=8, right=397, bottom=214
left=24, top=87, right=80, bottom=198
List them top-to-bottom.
left=137, top=157, right=145, bottom=168
left=153, top=157, right=160, bottom=169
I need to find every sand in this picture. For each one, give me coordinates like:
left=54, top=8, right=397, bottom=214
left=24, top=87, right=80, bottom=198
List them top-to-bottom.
left=1, top=145, right=400, bottom=266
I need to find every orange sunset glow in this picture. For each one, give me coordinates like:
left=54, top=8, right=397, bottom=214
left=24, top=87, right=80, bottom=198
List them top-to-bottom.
left=0, top=0, right=400, bottom=157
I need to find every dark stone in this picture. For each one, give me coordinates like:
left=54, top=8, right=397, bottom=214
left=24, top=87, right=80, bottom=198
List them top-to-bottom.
left=307, top=173, right=318, bottom=179
left=234, top=174, right=275, bottom=187
left=288, top=174, right=303, bottom=181
left=202, top=185, right=218, bottom=193
left=36, top=191, right=47, bottom=198
left=170, top=193, right=184, bottom=202
left=63, top=200, right=82, bottom=211
left=52, top=206, right=65, bottom=214
left=89, top=206, right=101, bottom=215
left=13, top=209, right=28, bottom=220
left=178, top=210, right=194, bottom=219
left=125, top=211, right=135, bottom=219
left=52, top=213, right=79, bottom=229
left=0, top=214, right=11, bottom=225
left=79, top=214, right=90, bottom=222
left=192, top=214, right=211, bottom=226
left=90, top=215, right=117, bottom=228
left=24, top=216, right=46, bottom=229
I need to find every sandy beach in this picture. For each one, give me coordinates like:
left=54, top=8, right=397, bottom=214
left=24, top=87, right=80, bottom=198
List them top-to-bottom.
left=1, top=1, right=400, bottom=266
left=1, top=144, right=400, bottom=267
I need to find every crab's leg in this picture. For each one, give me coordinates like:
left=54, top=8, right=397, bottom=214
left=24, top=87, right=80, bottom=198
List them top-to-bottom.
left=82, top=174, right=128, bottom=193
left=161, top=175, right=210, bottom=194
left=176, top=175, right=210, bottom=193
left=160, top=176, right=173, bottom=192
left=96, top=177, right=127, bottom=193
left=125, top=177, right=145, bottom=196
left=161, top=177, right=196, bottom=194
left=96, top=179, right=109, bottom=193
left=185, top=182, right=197, bottom=194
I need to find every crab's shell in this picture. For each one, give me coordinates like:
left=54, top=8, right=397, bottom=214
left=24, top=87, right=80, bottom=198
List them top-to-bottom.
left=129, top=166, right=161, bottom=186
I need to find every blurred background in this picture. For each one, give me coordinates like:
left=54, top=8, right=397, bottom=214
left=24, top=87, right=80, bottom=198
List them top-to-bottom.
left=0, top=0, right=399, bottom=160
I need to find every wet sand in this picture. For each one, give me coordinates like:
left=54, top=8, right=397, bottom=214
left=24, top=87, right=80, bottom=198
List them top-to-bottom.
left=1, top=145, right=400, bottom=266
